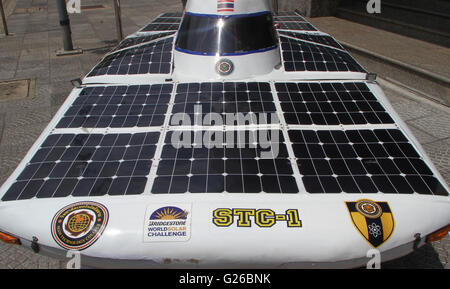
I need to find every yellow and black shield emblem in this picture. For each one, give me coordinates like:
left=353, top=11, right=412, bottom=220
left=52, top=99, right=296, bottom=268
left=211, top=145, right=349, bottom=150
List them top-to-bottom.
left=346, top=199, right=394, bottom=248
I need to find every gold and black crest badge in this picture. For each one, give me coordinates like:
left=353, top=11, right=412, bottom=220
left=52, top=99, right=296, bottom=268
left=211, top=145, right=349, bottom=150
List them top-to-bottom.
left=346, top=199, right=394, bottom=248
left=51, top=201, right=109, bottom=250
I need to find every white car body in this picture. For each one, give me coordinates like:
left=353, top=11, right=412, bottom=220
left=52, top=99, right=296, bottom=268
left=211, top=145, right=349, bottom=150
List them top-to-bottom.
left=0, top=0, right=448, bottom=268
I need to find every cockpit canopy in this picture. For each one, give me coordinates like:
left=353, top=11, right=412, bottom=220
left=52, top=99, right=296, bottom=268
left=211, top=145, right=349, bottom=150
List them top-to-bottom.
left=175, top=12, right=278, bottom=56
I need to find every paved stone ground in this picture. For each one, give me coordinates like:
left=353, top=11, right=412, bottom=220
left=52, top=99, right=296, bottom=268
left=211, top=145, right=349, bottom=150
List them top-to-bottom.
left=0, top=0, right=448, bottom=269
left=0, top=0, right=16, bottom=34
left=374, top=81, right=450, bottom=269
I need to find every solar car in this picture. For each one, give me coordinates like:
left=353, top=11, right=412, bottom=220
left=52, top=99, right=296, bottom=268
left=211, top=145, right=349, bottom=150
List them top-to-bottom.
left=0, top=0, right=448, bottom=268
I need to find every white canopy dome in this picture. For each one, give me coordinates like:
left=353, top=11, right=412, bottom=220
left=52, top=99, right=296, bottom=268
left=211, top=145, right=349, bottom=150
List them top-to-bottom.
left=174, top=0, right=281, bottom=80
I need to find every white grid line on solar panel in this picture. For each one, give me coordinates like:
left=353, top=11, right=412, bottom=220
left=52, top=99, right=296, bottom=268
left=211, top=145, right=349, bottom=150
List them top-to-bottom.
left=151, top=17, right=182, bottom=24
left=277, top=22, right=317, bottom=31
left=140, top=23, right=180, bottom=32
left=278, top=31, right=344, bottom=50
left=114, top=32, right=176, bottom=52
left=280, top=36, right=366, bottom=72
left=87, top=37, right=174, bottom=77
left=142, top=80, right=180, bottom=195
left=269, top=81, right=308, bottom=194
left=170, top=82, right=278, bottom=126
left=274, top=82, right=394, bottom=126
left=56, top=84, right=173, bottom=129
left=166, top=124, right=284, bottom=132
left=284, top=124, right=399, bottom=132
left=52, top=127, right=166, bottom=136
left=289, top=129, right=448, bottom=196
left=150, top=130, right=299, bottom=194
left=1, top=132, right=161, bottom=201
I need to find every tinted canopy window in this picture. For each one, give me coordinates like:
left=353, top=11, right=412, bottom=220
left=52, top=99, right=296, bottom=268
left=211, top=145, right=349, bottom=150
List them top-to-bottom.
left=176, top=12, right=278, bottom=56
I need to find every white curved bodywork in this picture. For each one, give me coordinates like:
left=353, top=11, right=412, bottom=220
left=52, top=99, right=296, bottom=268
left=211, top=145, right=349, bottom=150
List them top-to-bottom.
left=0, top=0, right=449, bottom=268
left=173, top=48, right=282, bottom=80
left=0, top=194, right=449, bottom=268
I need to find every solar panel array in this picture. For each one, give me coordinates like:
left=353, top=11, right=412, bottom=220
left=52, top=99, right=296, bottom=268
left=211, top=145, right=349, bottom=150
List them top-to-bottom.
left=1, top=11, right=448, bottom=201
left=139, top=12, right=182, bottom=33
left=272, top=12, right=365, bottom=73
left=274, top=12, right=317, bottom=32
left=140, top=14, right=182, bottom=33
left=151, top=17, right=182, bottom=24
left=277, top=22, right=317, bottom=32
left=140, top=23, right=180, bottom=32
left=278, top=31, right=344, bottom=50
left=114, top=32, right=175, bottom=51
left=280, top=36, right=366, bottom=73
left=88, top=37, right=174, bottom=77
left=2, top=80, right=449, bottom=200
left=171, top=82, right=277, bottom=125
left=275, top=82, right=394, bottom=125
left=57, top=84, right=173, bottom=129
left=291, top=129, right=448, bottom=195
left=152, top=130, right=299, bottom=194
left=1, top=132, right=160, bottom=201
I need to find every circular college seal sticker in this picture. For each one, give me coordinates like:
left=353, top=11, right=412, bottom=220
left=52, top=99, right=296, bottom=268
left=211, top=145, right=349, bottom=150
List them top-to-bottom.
left=215, top=59, right=234, bottom=76
left=355, top=199, right=382, bottom=219
left=51, top=201, right=109, bottom=250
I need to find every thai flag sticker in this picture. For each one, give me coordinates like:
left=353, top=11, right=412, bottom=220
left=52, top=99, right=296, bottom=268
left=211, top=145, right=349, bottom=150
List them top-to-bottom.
left=217, top=0, right=234, bottom=12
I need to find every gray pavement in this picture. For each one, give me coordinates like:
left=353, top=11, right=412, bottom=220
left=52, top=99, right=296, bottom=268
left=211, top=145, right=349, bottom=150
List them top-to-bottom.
left=0, top=0, right=448, bottom=269
left=308, top=16, right=450, bottom=107
left=307, top=17, right=450, bottom=79
left=376, top=80, right=450, bottom=269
